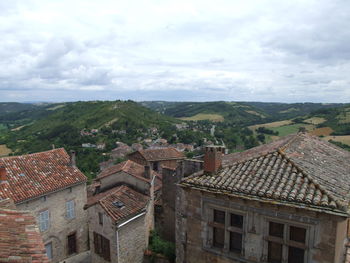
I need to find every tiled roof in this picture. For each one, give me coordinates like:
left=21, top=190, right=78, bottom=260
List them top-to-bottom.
left=182, top=133, right=350, bottom=216
left=0, top=148, right=87, bottom=203
left=134, top=148, right=185, bottom=161
left=97, top=160, right=162, bottom=191
left=87, top=185, right=149, bottom=223
left=0, top=207, right=49, bottom=263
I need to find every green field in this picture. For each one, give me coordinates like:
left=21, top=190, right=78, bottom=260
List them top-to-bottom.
left=180, top=113, right=224, bottom=122
left=270, top=123, right=315, bottom=137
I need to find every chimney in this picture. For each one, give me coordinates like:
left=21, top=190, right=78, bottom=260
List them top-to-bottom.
left=204, top=146, right=224, bottom=173
left=69, top=150, right=77, bottom=167
left=144, top=165, right=151, bottom=179
left=0, top=166, right=8, bottom=184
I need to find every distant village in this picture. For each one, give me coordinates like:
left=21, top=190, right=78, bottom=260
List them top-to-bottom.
left=1, top=131, right=350, bottom=263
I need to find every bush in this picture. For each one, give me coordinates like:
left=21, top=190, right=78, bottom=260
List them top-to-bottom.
left=148, top=230, right=175, bottom=262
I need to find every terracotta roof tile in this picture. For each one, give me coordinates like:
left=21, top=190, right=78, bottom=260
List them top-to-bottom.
left=182, top=133, right=350, bottom=216
left=0, top=148, right=87, bottom=203
left=134, top=148, right=185, bottom=161
left=97, top=160, right=162, bottom=191
left=87, top=185, right=149, bottom=223
left=0, top=208, right=49, bottom=262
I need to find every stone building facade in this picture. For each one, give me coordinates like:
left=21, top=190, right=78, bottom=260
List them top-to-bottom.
left=177, top=133, right=350, bottom=263
left=128, top=147, right=185, bottom=173
left=0, top=149, right=89, bottom=263
left=86, top=159, right=157, bottom=263
left=161, top=159, right=203, bottom=242
left=86, top=185, right=152, bottom=263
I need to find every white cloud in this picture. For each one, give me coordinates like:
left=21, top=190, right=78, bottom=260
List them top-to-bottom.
left=0, top=0, right=349, bottom=102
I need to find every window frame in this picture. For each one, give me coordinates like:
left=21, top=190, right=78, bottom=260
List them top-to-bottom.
left=66, top=199, right=75, bottom=219
left=206, top=206, right=246, bottom=259
left=39, top=209, right=50, bottom=232
left=98, top=212, right=104, bottom=225
left=264, top=218, right=310, bottom=263
left=93, top=231, right=111, bottom=261
left=67, top=232, right=78, bottom=255
left=45, top=242, right=53, bottom=260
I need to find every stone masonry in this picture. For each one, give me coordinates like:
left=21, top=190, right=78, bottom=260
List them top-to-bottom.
left=16, top=183, right=89, bottom=263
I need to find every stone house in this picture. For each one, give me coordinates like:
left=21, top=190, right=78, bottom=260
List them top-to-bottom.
left=176, top=133, right=350, bottom=263
left=128, top=147, right=185, bottom=173
left=0, top=148, right=89, bottom=263
left=86, top=160, right=160, bottom=263
left=85, top=185, right=152, bottom=263
left=0, top=198, right=50, bottom=262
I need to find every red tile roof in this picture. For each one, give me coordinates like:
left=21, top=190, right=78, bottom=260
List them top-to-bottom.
left=182, top=133, right=350, bottom=216
left=0, top=148, right=87, bottom=203
left=131, top=148, right=185, bottom=161
left=97, top=160, right=162, bottom=191
left=86, top=185, right=149, bottom=223
left=0, top=207, right=49, bottom=263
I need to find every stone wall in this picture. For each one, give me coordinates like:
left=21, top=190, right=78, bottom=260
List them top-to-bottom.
left=161, top=159, right=203, bottom=242
left=99, top=171, right=150, bottom=195
left=17, top=183, right=88, bottom=263
left=176, top=187, right=348, bottom=263
left=88, top=203, right=150, bottom=263
left=88, top=204, right=118, bottom=263
left=119, top=214, right=147, bottom=263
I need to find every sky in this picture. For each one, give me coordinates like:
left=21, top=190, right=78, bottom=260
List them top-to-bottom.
left=0, top=0, right=350, bottom=103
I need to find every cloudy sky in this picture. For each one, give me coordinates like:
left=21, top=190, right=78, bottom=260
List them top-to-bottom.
left=1, top=0, right=349, bottom=102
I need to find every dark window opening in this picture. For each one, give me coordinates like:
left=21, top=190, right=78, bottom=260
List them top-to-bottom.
left=152, top=162, right=159, bottom=171
left=213, top=209, right=225, bottom=224
left=98, top=212, right=103, bottom=225
left=230, top=213, right=243, bottom=228
left=269, top=222, right=284, bottom=238
left=290, top=226, right=306, bottom=244
left=213, top=227, right=225, bottom=248
left=93, top=232, right=111, bottom=261
left=229, top=232, right=242, bottom=253
left=67, top=233, right=77, bottom=255
left=268, top=241, right=282, bottom=263
left=288, top=246, right=305, bottom=263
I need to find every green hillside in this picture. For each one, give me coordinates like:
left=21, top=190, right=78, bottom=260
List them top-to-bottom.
left=0, top=100, right=195, bottom=180
left=142, top=101, right=268, bottom=126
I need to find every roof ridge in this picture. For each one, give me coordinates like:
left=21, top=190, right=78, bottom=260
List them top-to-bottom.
left=277, top=149, right=346, bottom=212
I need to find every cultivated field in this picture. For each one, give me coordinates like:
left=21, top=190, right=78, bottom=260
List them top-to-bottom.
left=245, top=110, right=266, bottom=118
left=180, top=114, right=224, bottom=122
left=303, top=117, right=326, bottom=125
left=249, top=120, right=293, bottom=130
left=269, top=123, right=315, bottom=137
left=310, top=127, right=334, bottom=136
left=324, top=135, right=350, bottom=146
left=0, top=145, right=12, bottom=157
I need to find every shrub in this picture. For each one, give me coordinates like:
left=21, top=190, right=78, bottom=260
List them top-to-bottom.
left=148, top=230, right=175, bottom=262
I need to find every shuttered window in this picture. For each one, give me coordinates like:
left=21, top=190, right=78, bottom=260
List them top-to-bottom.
left=66, top=200, right=75, bottom=219
left=39, top=210, right=49, bottom=232
left=93, top=232, right=111, bottom=261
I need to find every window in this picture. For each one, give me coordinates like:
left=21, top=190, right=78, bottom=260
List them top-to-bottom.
left=152, top=162, right=159, bottom=171
left=66, top=200, right=75, bottom=219
left=209, top=209, right=244, bottom=255
left=39, top=210, right=49, bottom=232
left=98, top=212, right=103, bottom=225
left=267, top=221, right=307, bottom=263
left=93, top=232, right=111, bottom=261
left=67, top=233, right=77, bottom=255
left=45, top=242, right=52, bottom=260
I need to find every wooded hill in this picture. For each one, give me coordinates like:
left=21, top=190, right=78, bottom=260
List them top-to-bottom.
left=1, top=100, right=349, bottom=179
